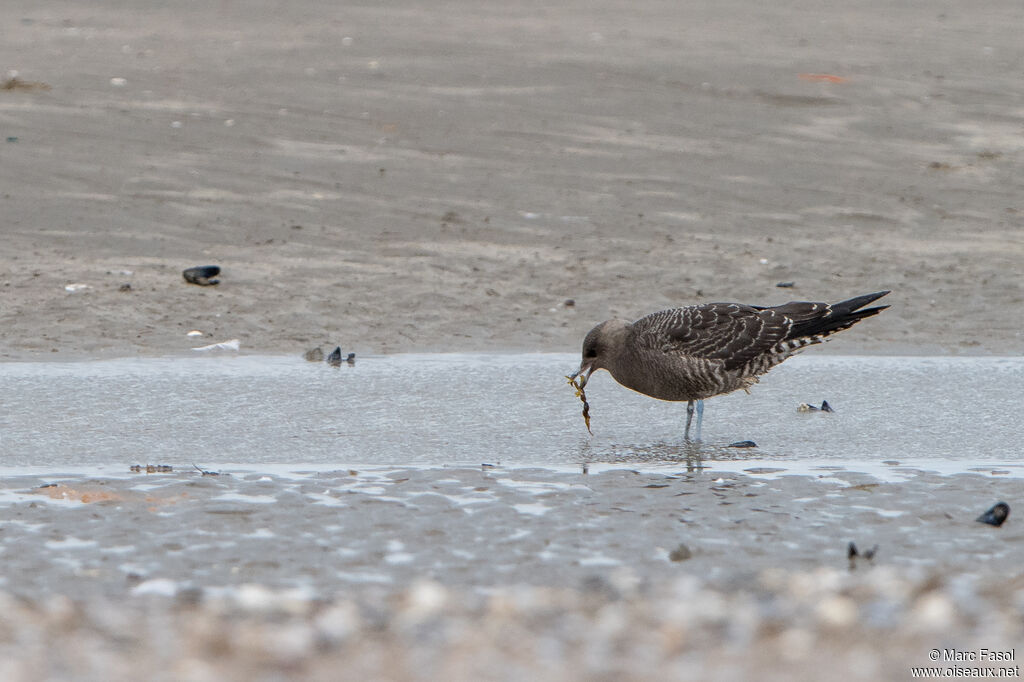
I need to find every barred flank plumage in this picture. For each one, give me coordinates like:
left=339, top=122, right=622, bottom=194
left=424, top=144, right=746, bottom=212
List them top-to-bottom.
left=577, top=291, right=889, bottom=403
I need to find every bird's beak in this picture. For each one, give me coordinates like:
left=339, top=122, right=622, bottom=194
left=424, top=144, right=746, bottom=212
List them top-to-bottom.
left=569, top=362, right=594, bottom=388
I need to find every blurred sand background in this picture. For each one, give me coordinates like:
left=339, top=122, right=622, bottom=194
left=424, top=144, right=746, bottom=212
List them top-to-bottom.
left=1, top=0, right=1022, bottom=359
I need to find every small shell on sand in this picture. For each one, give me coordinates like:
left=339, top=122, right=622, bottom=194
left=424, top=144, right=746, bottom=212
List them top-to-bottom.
left=182, top=265, right=221, bottom=286
left=192, top=339, right=240, bottom=352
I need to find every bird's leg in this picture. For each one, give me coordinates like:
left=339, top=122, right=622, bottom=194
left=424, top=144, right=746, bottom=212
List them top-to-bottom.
left=695, top=399, right=704, bottom=441
left=685, top=400, right=695, bottom=440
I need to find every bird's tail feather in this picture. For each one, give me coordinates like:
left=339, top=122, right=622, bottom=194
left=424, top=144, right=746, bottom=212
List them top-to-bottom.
left=781, top=290, right=890, bottom=342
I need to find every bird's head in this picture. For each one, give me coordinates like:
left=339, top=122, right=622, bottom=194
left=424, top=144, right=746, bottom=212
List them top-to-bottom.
left=569, top=319, right=630, bottom=388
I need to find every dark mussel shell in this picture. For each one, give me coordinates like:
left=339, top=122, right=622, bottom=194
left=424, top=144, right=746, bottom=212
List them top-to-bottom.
left=183, top=265, right=221, bottom=285
left=976, top=502, right=1010, bottom=527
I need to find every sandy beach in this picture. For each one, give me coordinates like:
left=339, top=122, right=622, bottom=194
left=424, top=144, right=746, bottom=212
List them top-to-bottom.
left=1, top=0, right=1022, bottom=360
left=2, top=1, right=1023, bottom=680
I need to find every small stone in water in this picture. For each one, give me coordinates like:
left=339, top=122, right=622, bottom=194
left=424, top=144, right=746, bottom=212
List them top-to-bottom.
left=193, top=463, right=221, bottom=476
left=130, top=464, right=173, bottom=473
left=976, top=502, right=1009, bottom=527
left=848, top=542, right=878, bottom=569
left=669, top=544, right=692, bottom=562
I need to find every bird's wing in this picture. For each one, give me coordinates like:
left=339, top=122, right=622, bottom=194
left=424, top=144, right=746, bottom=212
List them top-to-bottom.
left=769, top=294, right=888, bottom=340
left=633, top=303, right=791, bottom=371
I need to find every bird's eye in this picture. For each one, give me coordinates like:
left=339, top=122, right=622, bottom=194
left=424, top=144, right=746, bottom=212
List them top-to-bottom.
left=584, top=347, right=597, bottom=359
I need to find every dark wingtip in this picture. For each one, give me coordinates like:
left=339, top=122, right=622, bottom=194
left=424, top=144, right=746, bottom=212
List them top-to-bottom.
left=841, top=290, right=890, bottom=312
left=786, top=292, right=890, bottom=341
left=856, top=304, right=890, bottom=318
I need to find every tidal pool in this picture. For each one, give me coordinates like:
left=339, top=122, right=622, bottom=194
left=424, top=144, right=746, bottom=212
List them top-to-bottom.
left=1, top=353, right=1021, bottom=477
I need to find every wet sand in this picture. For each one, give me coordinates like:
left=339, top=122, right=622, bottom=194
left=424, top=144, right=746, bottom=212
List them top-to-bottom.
left=1, top=0, right=1023, bottom=359
left=1, top=467, right=1022, bottom=681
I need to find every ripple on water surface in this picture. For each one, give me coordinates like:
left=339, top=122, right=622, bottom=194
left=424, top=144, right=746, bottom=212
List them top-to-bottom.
left=0, top=354, right=1021, bottom=474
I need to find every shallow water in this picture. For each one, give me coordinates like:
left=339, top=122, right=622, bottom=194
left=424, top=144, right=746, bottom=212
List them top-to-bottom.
left=1, top=353, right=1021, bottom=476
left=1, top=355, right=1021, bottom=653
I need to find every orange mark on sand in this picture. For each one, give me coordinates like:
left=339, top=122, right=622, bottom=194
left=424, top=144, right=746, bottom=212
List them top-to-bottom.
left=798, top=73, right=848, bottom=83
left=36, top=484, right=121, bottom=504
left=34, top=485, right=189, bottom=508
left=145, top=492, right=188, bottom=507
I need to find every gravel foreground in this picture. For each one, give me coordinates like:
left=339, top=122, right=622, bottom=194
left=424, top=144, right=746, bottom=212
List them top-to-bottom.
left=1, top=467, right=1020, bottom=681
left=2, top=568, right=1020, bottom=682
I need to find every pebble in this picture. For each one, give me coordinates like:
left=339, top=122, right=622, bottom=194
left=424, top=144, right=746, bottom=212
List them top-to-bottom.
left=182, top=265, right=220, bottom=286
left=326, top=347, right=355, bottom=366
left=976, top=502, right=1009, bottom=527
left=668, top=544, right=692, bottom=562
left=131, top=579, right=178, bottom=597
left=400, top=580, right=449, bottom=624
left=910, top=592, right=955, bottom=631
left=816, top=595, right=858, bottom=627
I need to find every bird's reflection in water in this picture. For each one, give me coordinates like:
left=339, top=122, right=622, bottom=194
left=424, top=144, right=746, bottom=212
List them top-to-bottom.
left=574, top=438, right=784, bottom=474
